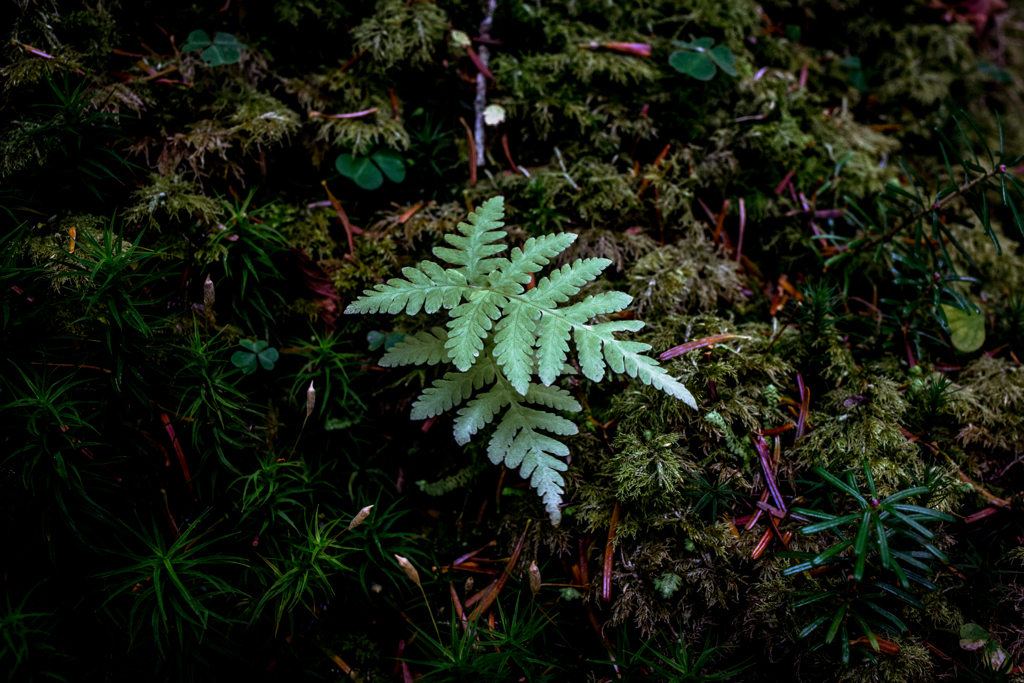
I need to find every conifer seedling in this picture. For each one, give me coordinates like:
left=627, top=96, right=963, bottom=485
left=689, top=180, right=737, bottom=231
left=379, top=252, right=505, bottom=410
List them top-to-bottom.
left=345, top=197, right=695, bottom=523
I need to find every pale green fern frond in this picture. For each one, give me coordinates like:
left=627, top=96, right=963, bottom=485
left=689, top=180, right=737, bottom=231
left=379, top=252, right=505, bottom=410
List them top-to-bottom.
left=431, top=195, right=507, bottom=284
left=345, top=196, right=696, bottom=524
left=489, top=232, right=578, bottom=293
left=528, top=259, right=612, bottom=308
left=344, top=261, right=465, bottom=315
left=446, top=289, right=506, bottom=371
left=493, top=298, right=539, bottom=395
left=576, top=321, right=696, bottom=403
left=379, top=327, right=451, bottom=366
left=411, top=362, right=494, bottom=420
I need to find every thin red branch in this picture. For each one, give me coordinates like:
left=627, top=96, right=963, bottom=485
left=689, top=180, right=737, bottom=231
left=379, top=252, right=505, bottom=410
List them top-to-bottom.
left=309, top=107, right=378, bottom=120
left=458, top=117, right=478, bottom=186
left=320, top=181, right=357, bottom=255
left=660, top=333, right=735, bottom=361
left=602, top=502, right=620, bottom=602
left=468, top=525, right=529, bottom=620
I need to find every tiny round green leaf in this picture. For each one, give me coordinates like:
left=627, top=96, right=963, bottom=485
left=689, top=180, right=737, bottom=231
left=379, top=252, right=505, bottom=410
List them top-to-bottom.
left=181, top=30, right=211, bottom=52
left=212, top=32, right=246, bottom=49
left=202, top=45, right=241, bottom=66
left=708, top=45, right=737, bottom=76
left=669, top=51, right=716, bottom=80
left=372, top=149, right=406, bottom=184
left=335, top=154, right=360, bottom=178
left=336, top=154, right=383, bottom=190
left=940, top=304, right=985, bottom=353
left=367, top=330, right=387, bottom=351
left=257, top=346, right=279, bottom=371
left=231, top=350, right=257, bottom=374
left=959, top=623, right=990, bottom=651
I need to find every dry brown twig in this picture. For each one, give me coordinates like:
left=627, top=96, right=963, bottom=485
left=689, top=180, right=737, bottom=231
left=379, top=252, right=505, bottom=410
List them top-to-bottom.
left=474, top=0, right=498, bottom=168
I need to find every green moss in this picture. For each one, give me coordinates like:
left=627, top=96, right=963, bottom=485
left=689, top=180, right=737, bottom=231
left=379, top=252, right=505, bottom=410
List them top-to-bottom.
left=4, top=0, right=1024, bottom=678
left=125, top=173, right=222, bottom=227
left=627, top=228, right=745, bottom=316
left=955, top=356, right=1024, bottom=454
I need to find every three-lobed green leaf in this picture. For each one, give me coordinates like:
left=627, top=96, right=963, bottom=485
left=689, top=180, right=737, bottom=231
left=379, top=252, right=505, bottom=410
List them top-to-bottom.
left=181, top=30, right=247, bottom=66
left=669, top=37, right=737, bottom=81
left=335, top=149, right=407, bottom=190
left=231, top=339, right=279, bottom=374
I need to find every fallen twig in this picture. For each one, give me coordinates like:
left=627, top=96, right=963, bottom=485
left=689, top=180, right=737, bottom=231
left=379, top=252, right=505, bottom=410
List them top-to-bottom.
left=473, top=0, right=498, bottom=168
left=309, top=107, right=378, bottom=119
left=458, top=117, right=478, bottom=185
left=660, top=333, right=737, bottom=361
left=602, top=501, right=620, bottom=602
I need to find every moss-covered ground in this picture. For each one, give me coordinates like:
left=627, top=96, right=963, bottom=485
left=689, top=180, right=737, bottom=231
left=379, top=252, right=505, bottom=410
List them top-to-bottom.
left=3, top=1, right=1024, bottom=681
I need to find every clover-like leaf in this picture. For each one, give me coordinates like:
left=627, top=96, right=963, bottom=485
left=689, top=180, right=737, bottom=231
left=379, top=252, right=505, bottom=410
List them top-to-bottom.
left=181, top=30, right=212, bottom=52
left=182, top=30, right=246, bottom=66
left=203, top=32, right=246, bottom=66
left=211, top=32, right=246, bottom=49
left=669, top=37, right=734, bottom=81
left=708, top=45, right=737, bottom=76
left=669, top=51, right=716, bottom=80
left=840, top=55, right=868, bottom=91
left=371, top=149, right=406, bottom=184
left=335, top=154, right=384, bottom=190
left=940, top=303, right=985, bottom=353
left=367, top=330, right=406, bottom=352
left=231, top=339, right=278, bottom=375
left=239, top=339, right=267, bottom=353
left=257, top=346, right=279, bottom=370
left=231, top=349, right=257, bottom=374
left=959, top=624, right=1012, bottom=671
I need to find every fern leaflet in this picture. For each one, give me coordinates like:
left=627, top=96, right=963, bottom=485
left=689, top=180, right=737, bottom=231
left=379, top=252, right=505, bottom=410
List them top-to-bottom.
left=345, top=196, right=695, bottom=523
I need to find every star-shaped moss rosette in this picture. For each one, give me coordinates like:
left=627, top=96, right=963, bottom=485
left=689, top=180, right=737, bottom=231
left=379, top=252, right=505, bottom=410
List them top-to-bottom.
left=231, top=339, right=279, bottom=375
